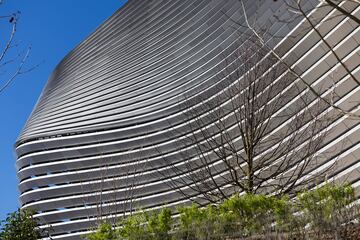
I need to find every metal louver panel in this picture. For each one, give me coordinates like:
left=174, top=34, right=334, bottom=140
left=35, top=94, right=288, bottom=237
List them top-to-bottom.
left=15, top=0, right=360, bottom=239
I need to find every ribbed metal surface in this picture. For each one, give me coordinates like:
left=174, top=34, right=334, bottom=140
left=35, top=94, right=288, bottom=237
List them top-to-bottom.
left=15, top=0, right=360, bottom=239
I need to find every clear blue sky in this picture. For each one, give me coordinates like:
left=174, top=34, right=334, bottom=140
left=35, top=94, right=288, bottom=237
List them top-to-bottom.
left=0, top=0, right=127, bottom=220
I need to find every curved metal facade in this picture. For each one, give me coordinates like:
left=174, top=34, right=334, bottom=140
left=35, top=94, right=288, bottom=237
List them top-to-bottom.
left=16, top=0, right=360, bottom=239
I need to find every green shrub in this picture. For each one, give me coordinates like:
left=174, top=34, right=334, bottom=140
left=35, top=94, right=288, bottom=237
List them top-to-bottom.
left=84, top=183, right=358, bottom=240
left=298, top=183, right=355, bottom=232
left=220, top=194, right=290, bottom=236
left=177, top=203, right=225, bottom=240
left=177, top=204, right=203, bottom=239
left=115, top=208, right=173, bottom=240
left=147, top=208, right=172, bottom=240
left=118, top=211, right=149, bottom=240
left=86, top=223, right=117, bottom=240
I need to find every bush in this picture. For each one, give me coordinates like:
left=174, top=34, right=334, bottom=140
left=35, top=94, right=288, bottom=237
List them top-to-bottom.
left=85, top=183, right=360, bottom=240
left=297, top=183, right=356, bottom=236
left=219, top=194, right=290, bottom=237
left=177, top=204, right=225, bottom=240
left=115, top=208, right=172, bottom=240
left=147, top=208, right=172, bottom=240
left=119, top=211, right=149, bottom=240
left=86, top=223, right=117, bottom=240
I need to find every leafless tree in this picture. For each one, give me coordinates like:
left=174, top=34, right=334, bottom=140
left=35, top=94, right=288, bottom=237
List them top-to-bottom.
left=238, top=0, right=360, bottom=119
left=0, top=2, right=36, bottom=94
left=159, top=38, right=333, bottom=203
left=79, top=147, right=148, bottom=228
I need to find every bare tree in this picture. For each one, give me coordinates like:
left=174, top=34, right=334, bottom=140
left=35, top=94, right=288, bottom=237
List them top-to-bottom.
left=238, top=0, right=360, bottom=119
left=0, top=3, right=36, bottom=94
left=159, top=38, right=332, bottom=203
left=78, top=147, right=149, bottom=229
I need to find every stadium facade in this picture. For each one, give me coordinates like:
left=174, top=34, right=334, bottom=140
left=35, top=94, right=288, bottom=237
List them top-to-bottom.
left=15, top=0, right=360, bottom=239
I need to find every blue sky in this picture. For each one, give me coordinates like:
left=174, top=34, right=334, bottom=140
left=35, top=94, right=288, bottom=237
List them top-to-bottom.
left=0, top=0, right=127, bottom=220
